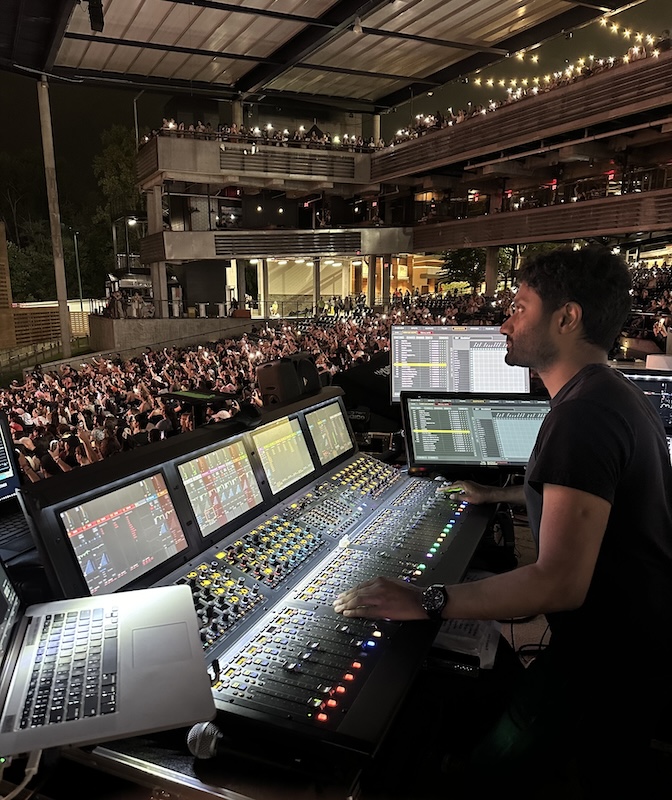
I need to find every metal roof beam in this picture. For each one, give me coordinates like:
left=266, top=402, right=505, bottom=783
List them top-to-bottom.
left=166, top=0, right=337, bottom=29
left=235, top=0, right=391, bottom=96
left=357, top=26, right=508, bottom=55
left=64, top=31, right=433, bottom=85
left=64, top=32, right=278, bottom=65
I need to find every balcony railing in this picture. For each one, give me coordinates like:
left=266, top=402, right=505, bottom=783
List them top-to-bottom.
left=371, top=51, right=672, bottom=182
left=137, top=134, right=373, bottom=186
left=413, top=188, right=672, bottom=251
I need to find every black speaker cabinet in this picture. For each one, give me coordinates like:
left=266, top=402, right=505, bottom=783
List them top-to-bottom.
left=287, top=353, right=321, bottom=395
left=256, top=355, right=321, bottom=406
left=256, top=361, right=303, bottom=406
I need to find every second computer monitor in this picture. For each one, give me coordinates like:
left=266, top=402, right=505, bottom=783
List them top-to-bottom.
left=390, top=325, right=530, bottom=403
left=400, top=392, right=550, bottom=479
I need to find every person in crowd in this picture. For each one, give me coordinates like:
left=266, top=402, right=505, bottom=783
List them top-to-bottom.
left=333, top=245, right=672, bottom=795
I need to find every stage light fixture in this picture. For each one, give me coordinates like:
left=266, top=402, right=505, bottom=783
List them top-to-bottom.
left=88, top=0, right=105, bottom=33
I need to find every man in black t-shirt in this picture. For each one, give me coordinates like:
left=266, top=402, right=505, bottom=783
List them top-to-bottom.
left=334, top=245, right=672, bottom=793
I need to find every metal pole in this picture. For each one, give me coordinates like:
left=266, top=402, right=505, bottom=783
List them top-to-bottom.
left=37, top=76, right=72, bottom=358
left=133, top=90, right=144, bottom=149
left=73, top=231, right=84, bottom=316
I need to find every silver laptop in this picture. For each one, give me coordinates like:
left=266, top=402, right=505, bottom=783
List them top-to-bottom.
left=0, top=561, right=215, bottom=757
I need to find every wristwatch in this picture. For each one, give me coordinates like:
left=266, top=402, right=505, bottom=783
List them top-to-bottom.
left=421, top=584, right=449, bottom=620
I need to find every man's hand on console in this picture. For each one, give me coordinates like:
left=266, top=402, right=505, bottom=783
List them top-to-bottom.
left=436, top=480, right=495, bottom=504
left=333, top=577, right=427, bottom=620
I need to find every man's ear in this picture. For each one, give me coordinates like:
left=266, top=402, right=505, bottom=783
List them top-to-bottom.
left=557, top=301, right=582, bottom=334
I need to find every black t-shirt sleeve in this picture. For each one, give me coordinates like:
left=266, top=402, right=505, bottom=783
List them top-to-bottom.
left=526, top=399, right=629, bottom=505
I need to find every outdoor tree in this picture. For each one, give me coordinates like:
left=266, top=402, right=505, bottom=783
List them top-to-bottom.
left=92, top=125, right=144, bottom=222
left=6, top=220, right=57, bottom=302
left=436, top=248, right=487, bottom=291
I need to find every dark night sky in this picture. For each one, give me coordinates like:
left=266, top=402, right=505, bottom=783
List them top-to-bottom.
left=0, top=0, right=669, bottom=200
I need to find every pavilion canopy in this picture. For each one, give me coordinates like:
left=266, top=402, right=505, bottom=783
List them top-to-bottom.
left=0, top=0, right=642, bottom=113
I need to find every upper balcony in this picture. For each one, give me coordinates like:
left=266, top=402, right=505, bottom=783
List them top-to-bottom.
left=371, top=51, right=672, bottom=183
left=137, top=135, right=374, bottom=195
left=413, top=187, right=672, bottom=251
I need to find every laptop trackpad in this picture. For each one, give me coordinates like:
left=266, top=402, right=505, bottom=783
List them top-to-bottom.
left=132, top=622, right=192, bottom=668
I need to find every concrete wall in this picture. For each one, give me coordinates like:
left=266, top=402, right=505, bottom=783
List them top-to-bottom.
left=89, top=315, right=257, bottom=354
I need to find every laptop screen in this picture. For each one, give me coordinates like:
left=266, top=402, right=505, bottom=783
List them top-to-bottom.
left=390, top=325, right=530, bottom=403
left=618, top=368, right=672, bottom=431
left=401, top=392, right=550, bottom=476
left=305, top=401, right=355, bottom=466
left=0, top=411, right=21, bottom=504
left=250, top=416, right=314, bottom=495
left=177, top=438, right=264, bottom=538
left=58, top=473, right=189, bottom=595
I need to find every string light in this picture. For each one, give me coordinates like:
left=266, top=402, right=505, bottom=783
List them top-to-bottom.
left=462, top=17, right=663, bottom=96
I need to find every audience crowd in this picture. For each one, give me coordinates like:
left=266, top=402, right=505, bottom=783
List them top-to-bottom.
left=143, top=119, right=384, bottom=152
left=4, top=261, right=670, bottom=482
left=4, top=290, right=512, bottom=482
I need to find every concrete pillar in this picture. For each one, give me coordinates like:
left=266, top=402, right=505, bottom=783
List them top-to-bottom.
left=37, top=76, right=71, bottom=357
left=232, top=100, right=243, bottom=129
left=373, top=114, right=381, bottom=144
left=147, top=186, right=163, bottom=234
left=146, top=187, right=167, bottom=316
left=485, top=246, right=499, bottom=296
left=381, top=254, right=392, bottom=310
left=367, top=255, right=378, bottom=308
left=236, top=258, right=247, bottom=307
left=313, top=258, right=321, bottom=315
left=261, top=259, right=269, bottom=317
left=353, top=260, right=363, bottom=295
left=150, top=262, right=169, bottom=318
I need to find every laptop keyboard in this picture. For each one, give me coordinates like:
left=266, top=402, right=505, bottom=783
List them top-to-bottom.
left=0, top=508, right=31, bottom=548
left=21, top=607, right=119, bottom=728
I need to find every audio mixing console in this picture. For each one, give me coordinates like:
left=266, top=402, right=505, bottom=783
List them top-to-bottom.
left=23, top=389, right=494, bottom=760
left=164, top=455, right=492, bottom=755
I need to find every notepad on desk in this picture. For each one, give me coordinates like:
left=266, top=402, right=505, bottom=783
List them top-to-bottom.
left=431, top=570, right=501, bottom=671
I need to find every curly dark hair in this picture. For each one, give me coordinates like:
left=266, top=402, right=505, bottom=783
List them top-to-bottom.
left=516, top=245, right=632, bottom=352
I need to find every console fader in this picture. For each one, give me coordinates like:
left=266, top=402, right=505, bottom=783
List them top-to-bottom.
left=167, top=454, right=491, bottom=755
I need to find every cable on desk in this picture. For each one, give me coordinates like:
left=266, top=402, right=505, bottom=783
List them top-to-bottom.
left=0, top=750, right=41, bottom=800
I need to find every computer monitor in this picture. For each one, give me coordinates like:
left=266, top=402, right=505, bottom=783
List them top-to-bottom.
left=390, top=325, right=530, bottom=403
left=618, top=368, right=672, bottom=431
left=400, top=392, right=550, bottom=480
left=305, top=401, right=355, bottom=466
left=0, top=411, right=21, bottom=504
left=250, top=416, right=314, bottom=495
left=178, top=439, right=264, bottom=537
left=58, top=473, right=189, bottom=595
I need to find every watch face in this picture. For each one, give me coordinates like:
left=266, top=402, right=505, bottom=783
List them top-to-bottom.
left=423, top=585, right=447, bottom=615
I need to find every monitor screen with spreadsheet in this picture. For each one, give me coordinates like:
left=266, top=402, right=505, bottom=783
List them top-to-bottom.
left=390, top=325, right=530, bottom=403
left=618, top=369, right=672, bottom=432
left=400, top=392, right=550, bottom=477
